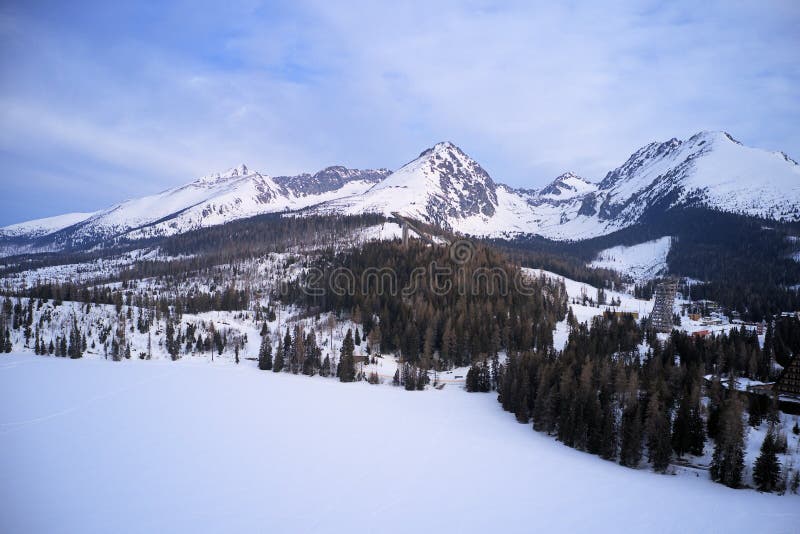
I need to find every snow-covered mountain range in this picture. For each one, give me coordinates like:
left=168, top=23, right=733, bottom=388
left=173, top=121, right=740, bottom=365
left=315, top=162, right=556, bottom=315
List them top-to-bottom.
left=2, top=130, right=799, bottom=255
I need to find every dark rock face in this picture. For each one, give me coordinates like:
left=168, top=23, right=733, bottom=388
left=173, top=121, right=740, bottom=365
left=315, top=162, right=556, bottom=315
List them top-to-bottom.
left=427, top=142, right=498, bottom=219
left=274, top=167, right=390, bottom=196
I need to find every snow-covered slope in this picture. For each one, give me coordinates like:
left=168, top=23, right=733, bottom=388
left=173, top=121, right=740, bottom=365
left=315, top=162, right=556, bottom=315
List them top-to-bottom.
left=461, top=131, right=800, bottom=239
left=594, top=131, right=800, bottom=227
left=315, top=141, right=499, bottom=230
left=0, top=164, right=389, bottom=250
left=76, top=164, right=289, bottom=241
left=537, top=172, right=597, bottom=201
left=0, top=211, right=96, bottom=238
left=589, top=236, right=673, bottom=282
left=2, top=353, right=797, bottom=533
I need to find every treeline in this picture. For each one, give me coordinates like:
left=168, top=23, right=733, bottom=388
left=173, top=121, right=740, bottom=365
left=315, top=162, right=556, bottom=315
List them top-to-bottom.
left=496, top=208, right=800, bottom=321
left=158, top=212, right=386, bottom=258
left=1, top=213, right=386, bottom=290
left=285, top=240, right=568, bottom=368
left=21, top=281, right=250, bottom=315
left=488, top=312, right=795, bottom=490
left=768, top=315, right=800, bottom=368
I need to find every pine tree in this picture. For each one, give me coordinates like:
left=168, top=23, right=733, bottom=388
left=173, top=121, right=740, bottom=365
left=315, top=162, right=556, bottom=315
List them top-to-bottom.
left=166, top=321, right=179, bottom=361
left=282, top=327, right=292, bottom=373
left=338, top=329, right=356, bottom=382
left=303, top=330, right=320, bottom=376
left=258, top=332, right=273, bottom=371
left=273, top=335, right=284, bottom=372
left=687, top=388, right=706, bottom=456
left=671, top=389, right=693, bottom=458
left=646, top=392, right=672, bottom=472
left=710, top=397, right=745, bottom=488
left=620, top=401, right=643, bottom=468
left=753, top=427, right=781, bottom=492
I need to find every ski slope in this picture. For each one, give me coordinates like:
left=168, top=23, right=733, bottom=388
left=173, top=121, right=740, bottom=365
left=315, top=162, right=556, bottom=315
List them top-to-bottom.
left=589, top=236, right=672, bottom=282
left=1, top=354, right=796, bottom=533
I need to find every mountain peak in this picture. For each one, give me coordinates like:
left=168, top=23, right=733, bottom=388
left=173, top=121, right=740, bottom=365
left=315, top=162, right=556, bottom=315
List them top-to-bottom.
left=349, top=140, right=498, bottom=227
left=418, top=140, right=460, bottom=159
left=223, top=163, right=250, bottom=177
left=197, top=164, right=256, bottom=185
left=539, top=172, right=596, bottom=200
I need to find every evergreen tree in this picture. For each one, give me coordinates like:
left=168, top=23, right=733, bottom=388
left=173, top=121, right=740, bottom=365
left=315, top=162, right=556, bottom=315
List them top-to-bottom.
left=166, top=321, right=179, bottom=361
left=282, top=327, right=292, bottom=373
left=338, top=329, right=356, bottom=382
left=302, top=330, right=320, bottom=376
left=258, top=332, right=273, bottom=371
left=273, top=335, right=285, bottom=372
left=672, top=389, right=693, bottom=457
left=646, top=392, right=672, bottom=472
left=710, top=397, right=745, bottom=488
left=620, top=401, right=643, bottom=468
left=753, top=427, right=781, bottom=492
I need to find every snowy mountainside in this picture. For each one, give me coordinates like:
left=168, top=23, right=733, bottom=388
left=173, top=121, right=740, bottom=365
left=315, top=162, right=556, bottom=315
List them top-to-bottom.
left=2, top=130, right=799, bottom=256
left=316, top=130, right=800, bottom=241
left=460, top=131, right=800, bottom=240
left=593, top=131, right=800, bottom=227
left=314, top=141, right=500, bottom=230
left=0, top=163, right=391, bottom=253
left=273, top=166, right=390, bottom=196
left=536, top=172, right=597, bottom=201
left=0, top=211, right=97, bottom=238
left=589, top=236, right=673, bottom=282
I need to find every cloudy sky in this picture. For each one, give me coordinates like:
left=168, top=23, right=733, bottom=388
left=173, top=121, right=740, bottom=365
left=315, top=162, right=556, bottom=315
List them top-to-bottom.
left=1, top=0, right=798, bottom=225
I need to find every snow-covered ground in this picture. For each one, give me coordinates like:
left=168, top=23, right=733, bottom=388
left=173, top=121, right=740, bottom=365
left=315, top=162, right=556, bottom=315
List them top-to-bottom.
left=589, top=236, right=672, bottom=282
left=525, top=268, right=653, bottom=350
left=1, top=353, right=797, bottom=534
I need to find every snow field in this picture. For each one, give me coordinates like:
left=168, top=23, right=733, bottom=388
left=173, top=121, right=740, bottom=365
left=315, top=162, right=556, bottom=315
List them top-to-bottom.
left=1, top=353, right=797, bottom=534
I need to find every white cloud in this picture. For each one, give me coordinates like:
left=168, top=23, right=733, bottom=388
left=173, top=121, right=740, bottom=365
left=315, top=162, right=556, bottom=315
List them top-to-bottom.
left=1, top=0, right=798, bottom=224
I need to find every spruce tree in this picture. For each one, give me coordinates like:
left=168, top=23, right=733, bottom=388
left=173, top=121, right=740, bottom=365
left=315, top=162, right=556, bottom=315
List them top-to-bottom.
left=282, top=327, right=292, bottom=373
left=338, top=329, right=356, bottom=382
left=303, top=330, right=320, bottom=376
left=258, top=332, right=273, bottom=371
left=273, top=335, right=284, bottom=372
left=671, top=389, right=692, bottom=458
left=646, top=393, right=672, bottom=472
left=710, top=397, right=745, bottom=488
left=620, top=402, right=643, bottom=468
left=753, top=427, right=781, bottom=492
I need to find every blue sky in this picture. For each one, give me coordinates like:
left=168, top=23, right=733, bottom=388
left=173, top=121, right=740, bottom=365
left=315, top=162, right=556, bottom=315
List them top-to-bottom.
left=1, top=0, right=798, bottom=225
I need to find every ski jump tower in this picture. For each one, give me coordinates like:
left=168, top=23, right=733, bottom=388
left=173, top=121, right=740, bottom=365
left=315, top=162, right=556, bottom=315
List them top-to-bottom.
left=390, top=212, right=451, bottom=249
left=651, top=279, right=678, bottom=333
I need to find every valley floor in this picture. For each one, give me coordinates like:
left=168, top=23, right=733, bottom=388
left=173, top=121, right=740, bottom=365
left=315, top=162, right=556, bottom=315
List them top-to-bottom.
left=1, top=353, right=798, bottom=533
